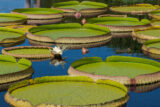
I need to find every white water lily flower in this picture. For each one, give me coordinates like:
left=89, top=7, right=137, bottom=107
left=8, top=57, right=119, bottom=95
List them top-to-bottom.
left=50, top=46, right=67, bottom=55
left=53, top=47, right=62, bottom=54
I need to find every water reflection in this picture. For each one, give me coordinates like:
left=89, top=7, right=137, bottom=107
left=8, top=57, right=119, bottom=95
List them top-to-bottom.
left=107, top=37, right=143, bottom=54
left=28, top=39, right=109, bottom=49
left=0, top=40, right=25, bottom=47
left=50, top=57, right=66, bottom=68
left=128, top=82, right=160, bottom=93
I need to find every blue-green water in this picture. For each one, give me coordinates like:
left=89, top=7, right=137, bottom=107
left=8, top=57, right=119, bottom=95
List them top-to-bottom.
left=0, top=0, right=160, bottom=107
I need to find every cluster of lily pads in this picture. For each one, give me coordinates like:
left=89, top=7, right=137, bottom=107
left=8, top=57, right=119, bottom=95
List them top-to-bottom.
left=0, top=1, right=160, bottom=107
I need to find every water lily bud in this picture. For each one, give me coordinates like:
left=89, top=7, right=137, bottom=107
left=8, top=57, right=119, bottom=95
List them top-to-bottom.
left=75, top=12, right=81, bottom=19
left=82, top=18, right=86, bottom=25
left=82, top=47, right=88, bottom=54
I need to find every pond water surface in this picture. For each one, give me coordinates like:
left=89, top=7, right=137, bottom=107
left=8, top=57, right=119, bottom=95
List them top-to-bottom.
left=0, top=0, right=160, bottom=107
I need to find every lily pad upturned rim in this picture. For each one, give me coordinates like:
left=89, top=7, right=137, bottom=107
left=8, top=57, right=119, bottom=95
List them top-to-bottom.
left=52, top=1, right=108, bottom=11
left=52, top=1, right=108, bottom=17
left=110, top=3, right=159, bottom=15
left=11, top=8, right=64, bottom=24
left=12, top=8, right=64, bottom=15
left=149, top=10, right=160, bottom=19
left=0, top=13, right=27, bottom=26
left=0, top=13, right=27, bottom=21
left=87, top=16, right=151, bottom=27
left=87, top=16, right=151, bottom=35
left=151, top=19, right=160, bottom=26
left=27, top=23, right=111, bottom=44
left=5, top=25, right=37, bottom=33
left=132, top=26, right=160, bottom=43
left=0, top=27, right=25, bottom=44
left=28, top=38, right=110, bottom=49
left=142, top=39, right=160, bottom=59
left=2, top=46, right=53, bottom=59
left=0, top=55, right=33, bottom=84
left=0, top=55, right=32, bottom=69
left=69, top=56, right=160, bottom=85
left=5, top=76, right=128, bottom=107
left=128, top=81, right=160, bottom=93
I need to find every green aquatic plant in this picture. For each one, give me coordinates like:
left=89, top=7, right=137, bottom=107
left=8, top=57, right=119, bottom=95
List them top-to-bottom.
left=53, top=1, right=108, bottom=11
left=110, top=3, right=159, bottom=15
left=11, top=8, right=63, bottom=25
left=12, top=8, right=63, bottom=14
left=150, top=10, right=160, bottom=16
left=0, top=13, right=26, bottom=23
left=87, top=16, right=150, bottom=26
left=151, top=20, right=160, bottom=26
left=27, top=23, right=111, bottom=44
left=132, top=26, right=160, bottom=43
left=0, top=27, right=25, bottom=43
left=136, top=29, right=160, bottom=37
left=142, top=39, right=160, bottom=59
left=143, top=39, right=160, bottom=45
left=143, top=39, right=160, bottom=49
left=2, top=46, right=53, bottom=59
left=6, top=48, right=51, bottom=55
left=0, top=55, right=31, bottom=75
left=69, top=56, right=160, bottom=85
left=106, top=56, right=160, bottom=67
left=73, top=57, right=160, bottom=78
left=6, top=76, right=128, bottom=106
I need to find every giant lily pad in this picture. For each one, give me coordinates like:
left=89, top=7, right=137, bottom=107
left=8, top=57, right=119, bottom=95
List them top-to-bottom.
left=52, top=1, right=108, bottom=17
left=110, top=4, right=159, bottom=15
left=12, top=8, right=64, bottom=25
left=149, top=10, right=160, bottom=19
left=0, top=13, right=26, bottom=26
left=87, top=16, right=151, bottom=37
left=151, top=20, right=160, bottom=26
left=27, top=23, right=111, bottom=44
left=5, top=25, right=36, bottom=33
left=132, top=26, right=160, bottom=43
left=0, top=27, right=25, bottom=44
left=28, top=38, right=108, bottom=49
left=142, top=39, right=160, bottom=59
left=2, top=46, right=53, bottom=59
left=0, top=55, right=33, bottom=84
left=68, top=56, right=160, bottom=85
left=5, top=76, right=129, bottom=107
left=128, top=81, right=160, bottom=93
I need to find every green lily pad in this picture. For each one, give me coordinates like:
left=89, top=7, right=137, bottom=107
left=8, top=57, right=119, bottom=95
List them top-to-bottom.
left=53, top=1, right=108, bottom=11
left=110, top=4, right=158, bottom=14
left=12, top=8, right=63, bottom=14
left=150, top=10, right=160, bottom=16
left=0, top=13, right=26, bottom=26
left=0, top=13, right=26, bottom=22
left=87, top=16, right=150, bottom=26
left=151, top=20, right=160, bottom=26
left=28, top=23, right=111, bottom=43
left=0, top=27, right=25, bottom=43
left=136, top=27, right=160, bottom=37
left=142, top=39, right=160, bottom=59
left=144, top=39, right=160, bottom=49
left=146, top=42, right=160, bottom=48
left=2, top=46, right=53, bottom=59
left=5, top=48, right=51, bottom=55
left=0, top=55, right=31, bottom=75
left=71, top=56, right=160, bottom=78
left=6, top=76, right=128, bottom=106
